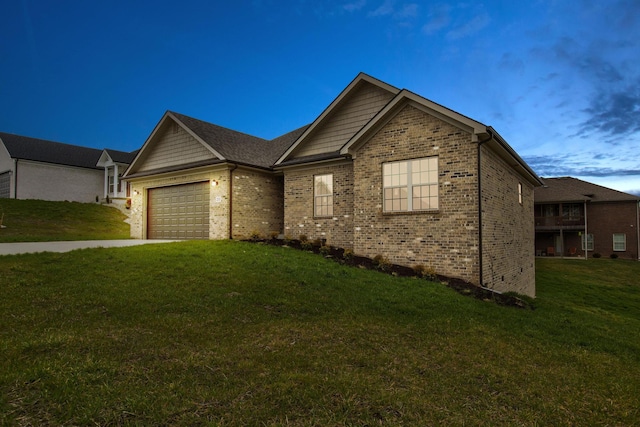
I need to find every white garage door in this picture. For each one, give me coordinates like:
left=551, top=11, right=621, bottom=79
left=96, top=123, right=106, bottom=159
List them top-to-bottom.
left=147, top=182, right=210, bottom=239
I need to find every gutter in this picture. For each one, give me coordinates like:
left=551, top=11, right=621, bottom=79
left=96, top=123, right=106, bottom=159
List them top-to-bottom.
left=477, top=130, right=493, bottom=288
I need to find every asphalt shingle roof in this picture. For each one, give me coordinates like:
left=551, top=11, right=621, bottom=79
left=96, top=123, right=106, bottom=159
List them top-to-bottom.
left=170, top=112, right=310, bottom=169
left=0, top=132, right=102, bottom=170
left=105, top=148, right=139, bottom=164
left=535, top=177, right=640, bottom=203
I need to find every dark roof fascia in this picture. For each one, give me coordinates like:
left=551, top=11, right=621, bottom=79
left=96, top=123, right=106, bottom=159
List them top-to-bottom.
left=486, top=127, right=544, bottom=187
left=273, top=151, right=347, bottom=169
left=124, top=158, right=277, bottom=180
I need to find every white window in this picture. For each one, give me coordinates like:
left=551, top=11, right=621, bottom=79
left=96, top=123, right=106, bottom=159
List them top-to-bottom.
left=383, top=157, right=438, bottom=212
left=314, top=174, right=333, bottom=217
left=108, top=175, right=115, bottom=194
left=518, top=182, right=523, bottom=205
left=581, top=233, right=594, bottom=251
left=613, top=233, right=626, bottom=251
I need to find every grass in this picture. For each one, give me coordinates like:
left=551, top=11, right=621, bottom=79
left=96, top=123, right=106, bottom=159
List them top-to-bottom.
left=0, top=199, right=130, bottom=242
left=1, top=242, right=639, bottom=425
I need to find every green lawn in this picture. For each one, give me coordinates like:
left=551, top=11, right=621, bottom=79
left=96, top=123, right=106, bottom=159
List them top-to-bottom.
left=0, top=199, right=130, bottom=242
left=1, top=241, right=639, bottom=425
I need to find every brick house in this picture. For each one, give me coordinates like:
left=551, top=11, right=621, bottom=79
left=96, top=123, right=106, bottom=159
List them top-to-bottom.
left=124, top=73, right=542, bottom=296
left=534, top=177, right=640, bottom=260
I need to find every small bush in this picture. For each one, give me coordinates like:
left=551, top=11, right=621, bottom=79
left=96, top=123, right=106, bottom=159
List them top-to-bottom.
left=250, top=230, right=263, bottom=241
left=269, top=231, right=279, bottom=240
left=299, top=234, right=308, bottom=242
left=312, top=238, right=323, bottom=247
left=301, top=241, right=313, bottom=251
left=319, top=245, right=331, bottom=256
left=343, top=248, right=354, bottom=262
left=592, top=253, right=602, bottom=258
left=610, top=253, right=619, bottom=259
left=373, top=254, right=392, bottom=272
left=413, top=264, right=437, bottom=281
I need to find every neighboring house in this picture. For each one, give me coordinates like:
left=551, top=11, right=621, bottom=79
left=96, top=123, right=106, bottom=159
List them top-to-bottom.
left=124, top=73, right=542, bottom=297
left=0, top=131, right=136, bottom=204
left=96, top=148, right=139, bottom=205
left=534, top=177, right=640, bottom=260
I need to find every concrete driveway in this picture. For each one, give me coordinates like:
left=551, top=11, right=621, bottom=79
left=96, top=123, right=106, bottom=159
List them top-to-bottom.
left=0, top=240, right=181, bottom=256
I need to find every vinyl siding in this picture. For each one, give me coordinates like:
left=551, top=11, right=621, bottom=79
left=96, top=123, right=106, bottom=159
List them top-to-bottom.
left=292, top=83, right=395, bottom=158
left=138, top=121, right=217, bottom=172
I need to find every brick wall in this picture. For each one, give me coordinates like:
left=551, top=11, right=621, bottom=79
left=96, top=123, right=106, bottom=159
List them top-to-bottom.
left=352, top=104, right=481, bottom=284
left=480, top=146, right=536, bottom=297
left=283, top=162, right=354, bottom=248
left=128, top=167, right=230, bottom=239
left=230, top=168, right=284, bottom=239
left=588, top=201, right=639, bottom=259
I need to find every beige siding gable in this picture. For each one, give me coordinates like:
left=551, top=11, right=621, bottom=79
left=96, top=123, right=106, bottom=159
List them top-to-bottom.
left=292, top=83, right=395, bottom=158
left=138, top=121, right=217, bottom=172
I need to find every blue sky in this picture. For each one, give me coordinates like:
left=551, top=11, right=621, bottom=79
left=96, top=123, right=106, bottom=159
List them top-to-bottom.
left=2, top=0, right=639, bottom=194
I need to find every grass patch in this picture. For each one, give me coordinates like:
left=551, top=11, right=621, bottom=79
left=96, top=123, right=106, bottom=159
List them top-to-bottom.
left=0, top=199, right=129, bottom=242
left=1, top=242, right=639, bottom=425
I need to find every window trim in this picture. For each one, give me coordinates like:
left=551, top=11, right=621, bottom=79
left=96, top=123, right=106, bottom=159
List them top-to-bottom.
left=382, top=156, right=439, bottom=213
left=313, top=173, right=333, bottom=218
left=518, top=182, right=523, bottom=205
left=581, top=233, right=594, bottom=251
left=613, top=233, right=626, bottom=252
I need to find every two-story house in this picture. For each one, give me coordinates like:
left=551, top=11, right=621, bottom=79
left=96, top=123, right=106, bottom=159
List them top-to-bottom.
left=534, top=177, right=640, bottom=259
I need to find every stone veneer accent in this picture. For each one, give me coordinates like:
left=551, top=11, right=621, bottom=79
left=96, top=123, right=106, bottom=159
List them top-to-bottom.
left=352, top=104, right=482, bottom=285
left=480, top=145, right=536, bottom=297
left=283, top=162, right=354, bottom=248
left=128, top=165, right=283, bottom=241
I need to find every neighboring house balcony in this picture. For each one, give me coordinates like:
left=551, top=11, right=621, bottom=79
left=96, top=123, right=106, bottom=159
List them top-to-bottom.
left=534, top=203, right=586, bottom=231
left=535, top=215, right=586, bottom=231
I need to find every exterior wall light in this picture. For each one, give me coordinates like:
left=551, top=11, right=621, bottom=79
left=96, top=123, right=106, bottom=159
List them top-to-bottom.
left=211, top=180, right=218, bottom=186
left=133, top=190, right=140, bottom=196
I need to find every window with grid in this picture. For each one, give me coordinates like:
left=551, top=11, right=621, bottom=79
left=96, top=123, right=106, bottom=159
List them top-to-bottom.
left=383, top=157, right=438, bottom=212
left=314, top=174, right=333, bottom=217
left=581, top=233, right=594, bottom=251
left=613, top=233, right=626, bottom=251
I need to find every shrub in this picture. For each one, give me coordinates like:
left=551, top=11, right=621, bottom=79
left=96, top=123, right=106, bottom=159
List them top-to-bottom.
left=249, top=230, right=263, bottom=241
left=269, top=231, right=279, bottom=240
left=299, top=234, right=308, bottom=242
left=312, top=238, right=323, bottom=247
left=301, top=241, right=313, bottom=251
left=319, top=245, right=331, bottom=256
left=343, top=248, right=354, bottom=262
left=592, top=252, right=602, bottom=258
left=610, top=253, right=619, bottom=259
left=373, top=254, right=392, bottom=272
left=413, top=264, right=437, bottom=281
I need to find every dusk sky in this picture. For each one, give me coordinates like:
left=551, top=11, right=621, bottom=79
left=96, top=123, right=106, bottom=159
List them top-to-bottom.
left=2, top=0, right=639, bottom=194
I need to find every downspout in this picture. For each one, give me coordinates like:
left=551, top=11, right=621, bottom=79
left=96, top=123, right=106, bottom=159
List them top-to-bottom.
left=477, top=131, right=493, bottom=288
left=13, top=159, right=18, bottom=199
left=229, top=163, right=238, bottom=239
left=584, top=200, right=588, bottom=260
left=637, top=201, right=639, bottom=261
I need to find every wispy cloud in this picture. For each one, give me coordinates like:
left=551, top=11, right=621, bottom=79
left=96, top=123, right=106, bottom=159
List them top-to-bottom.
left=343, top=0, right=366, bottom=13
left=366, top=0, right=418, bottom=20
left=368, top=0, right=395, bottom=17
left=422, top=4, right=450, bottom=34
left=445, top=11, right=490, bottom=40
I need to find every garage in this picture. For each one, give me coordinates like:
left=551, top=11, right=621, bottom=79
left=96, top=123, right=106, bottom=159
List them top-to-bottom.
left=0, top=172, right=10, bottom=198
left=147, top=181, right=210, bottom=239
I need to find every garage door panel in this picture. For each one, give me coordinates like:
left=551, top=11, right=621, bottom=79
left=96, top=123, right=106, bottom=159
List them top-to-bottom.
left=148, top=182, right=210, bottom=240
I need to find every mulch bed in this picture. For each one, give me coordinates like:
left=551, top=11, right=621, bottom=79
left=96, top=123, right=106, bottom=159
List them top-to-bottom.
left=245, top=238, right=533, bottom=309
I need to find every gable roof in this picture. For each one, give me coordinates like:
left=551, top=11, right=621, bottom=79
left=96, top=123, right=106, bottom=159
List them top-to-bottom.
left=275, top=73, right=400, bottom=165
left=0, top=131, right=102, bottom=170
left=105, top=148, right=139, bottom=164
left=535, top=177, right=640, bottom=203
